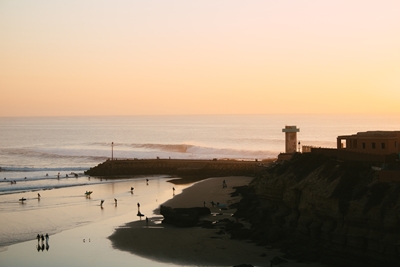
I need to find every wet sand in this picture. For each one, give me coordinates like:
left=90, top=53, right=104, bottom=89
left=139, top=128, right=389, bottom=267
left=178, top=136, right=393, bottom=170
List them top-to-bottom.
left=109, top=177, right=325, bottom=267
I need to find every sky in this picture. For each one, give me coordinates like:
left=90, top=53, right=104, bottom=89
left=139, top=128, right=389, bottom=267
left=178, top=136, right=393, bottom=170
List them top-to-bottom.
left=1, top=0, right=399, bottom=117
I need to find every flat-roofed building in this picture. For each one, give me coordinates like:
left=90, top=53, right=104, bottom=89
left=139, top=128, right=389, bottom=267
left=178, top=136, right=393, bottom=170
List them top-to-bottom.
left=337, top=131, right=400, bottom=155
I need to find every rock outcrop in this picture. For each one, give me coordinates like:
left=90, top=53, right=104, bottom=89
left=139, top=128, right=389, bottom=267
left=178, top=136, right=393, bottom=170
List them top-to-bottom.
left=232, top=153, right=400, bottom=267
left=160, top=205, right=211, bottom=227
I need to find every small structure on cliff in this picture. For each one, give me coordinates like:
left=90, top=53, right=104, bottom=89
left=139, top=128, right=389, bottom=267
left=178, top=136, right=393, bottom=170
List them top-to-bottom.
left=282, top=125, right=300, bottom=153
left=278, top=126, right=300, bottom=161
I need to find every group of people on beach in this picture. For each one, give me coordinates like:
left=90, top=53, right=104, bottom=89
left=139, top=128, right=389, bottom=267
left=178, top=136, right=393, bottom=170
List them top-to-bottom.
left=6, top=179, right=17, bottom=184
left=36, top=233, right=50, bottom=252
left=36, top=234, right=50, bottom=252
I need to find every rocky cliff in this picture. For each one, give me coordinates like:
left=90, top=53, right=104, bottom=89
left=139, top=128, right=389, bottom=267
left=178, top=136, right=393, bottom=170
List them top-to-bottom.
left=234, top=153, right=400, bottom=267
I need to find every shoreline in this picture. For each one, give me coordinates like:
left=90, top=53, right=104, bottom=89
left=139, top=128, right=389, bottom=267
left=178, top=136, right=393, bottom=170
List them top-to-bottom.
left=109, top=176, right=323, bottom=267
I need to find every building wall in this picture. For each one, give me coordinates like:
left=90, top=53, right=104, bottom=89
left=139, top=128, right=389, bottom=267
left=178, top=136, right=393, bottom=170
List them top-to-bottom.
left=337, top=131, right=400, bottom=155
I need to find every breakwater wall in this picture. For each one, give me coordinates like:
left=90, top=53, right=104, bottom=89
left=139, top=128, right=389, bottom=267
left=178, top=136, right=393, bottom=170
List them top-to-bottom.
left=85, top=159, right=268, bottom=180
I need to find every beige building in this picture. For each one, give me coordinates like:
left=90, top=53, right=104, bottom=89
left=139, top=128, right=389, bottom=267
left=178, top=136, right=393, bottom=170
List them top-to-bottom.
left=282, top=126, right=300, bottom=154
left=337, top=131, right=400, bottom=155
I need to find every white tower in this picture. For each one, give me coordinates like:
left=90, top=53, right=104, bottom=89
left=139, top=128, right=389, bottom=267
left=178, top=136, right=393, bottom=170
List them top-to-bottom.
left=282, top=126, right=300, bottom=154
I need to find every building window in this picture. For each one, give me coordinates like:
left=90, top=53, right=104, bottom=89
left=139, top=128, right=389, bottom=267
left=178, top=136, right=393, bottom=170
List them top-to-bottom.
left=362, top=143, right=366, bottom=149
left=372, top=143, right=376, bottom=149
left=381, top=143, right=385, bottom=149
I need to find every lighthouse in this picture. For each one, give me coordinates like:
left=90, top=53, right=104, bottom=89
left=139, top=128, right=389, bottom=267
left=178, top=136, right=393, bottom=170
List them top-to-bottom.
left=282, top=126, right=300, bottom=154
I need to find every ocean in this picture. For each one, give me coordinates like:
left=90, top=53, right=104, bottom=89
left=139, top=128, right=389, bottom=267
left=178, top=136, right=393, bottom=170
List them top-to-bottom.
left=1, top=114, right=399, bottom=196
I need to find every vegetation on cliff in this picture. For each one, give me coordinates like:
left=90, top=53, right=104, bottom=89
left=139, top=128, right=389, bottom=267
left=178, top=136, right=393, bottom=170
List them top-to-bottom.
left=233, top=153, right=400, bottom=267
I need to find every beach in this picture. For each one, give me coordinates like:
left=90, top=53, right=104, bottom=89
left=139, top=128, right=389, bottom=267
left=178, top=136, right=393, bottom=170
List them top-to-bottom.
left=0, top=175, right=327, bottom=267
left=109, top=176, right=326, bottom=267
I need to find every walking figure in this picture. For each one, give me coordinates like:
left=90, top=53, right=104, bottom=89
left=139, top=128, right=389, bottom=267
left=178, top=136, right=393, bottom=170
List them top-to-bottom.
left=114, top=198, right=117, bottom=205
left=100, top=200, right=104, bottom=207
left=137, top=202, right=140, bottom=212
left=37, top=234, right=40, bottom=242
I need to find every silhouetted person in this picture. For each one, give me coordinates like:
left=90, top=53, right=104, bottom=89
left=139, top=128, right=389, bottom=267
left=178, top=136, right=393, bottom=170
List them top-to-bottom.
left=38, top=193, right=41, bottom=198
left=114, top=198, right=117, bottom=206
left=100, top=200, right=104, bottom=207
left=203, top=201, right=206, bottom=207
left=211, top=201, right=215, bottom=207
left=137, top=202, right=140, bottom=212
left=146, top=217, right=149, bottom=225
left=45, top=233, right=49, bottom=242
left=37, top=234, right=40, bottom=242
left=41, top=234, right=44, bottom=243
left=46, top=243, right=49, bottom=251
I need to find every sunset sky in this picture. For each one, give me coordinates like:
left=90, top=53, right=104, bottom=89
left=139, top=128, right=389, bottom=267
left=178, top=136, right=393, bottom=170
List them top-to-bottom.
left=1, top=1, right=399, bottom=117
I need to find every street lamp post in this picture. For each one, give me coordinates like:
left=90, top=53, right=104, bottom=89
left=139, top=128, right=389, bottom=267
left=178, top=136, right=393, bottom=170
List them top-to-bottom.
left=111, top=142, right=114, bottom=160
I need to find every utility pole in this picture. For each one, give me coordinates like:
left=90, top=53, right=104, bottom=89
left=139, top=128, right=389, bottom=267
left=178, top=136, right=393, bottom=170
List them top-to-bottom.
left=111, top=142, right=114, bottom=160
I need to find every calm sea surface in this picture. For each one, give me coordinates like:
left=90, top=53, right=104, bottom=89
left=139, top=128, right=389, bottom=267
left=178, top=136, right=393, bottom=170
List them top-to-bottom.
left=1, top=114, right=399, bottom=195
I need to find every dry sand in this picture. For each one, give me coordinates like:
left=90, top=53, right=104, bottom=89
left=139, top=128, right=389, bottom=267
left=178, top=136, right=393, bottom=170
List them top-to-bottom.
left=109, top=177, right=324, bottom=267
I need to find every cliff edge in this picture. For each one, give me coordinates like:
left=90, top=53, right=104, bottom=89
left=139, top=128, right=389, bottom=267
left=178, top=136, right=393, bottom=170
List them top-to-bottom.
left=234, top=153, right=400, bottom=267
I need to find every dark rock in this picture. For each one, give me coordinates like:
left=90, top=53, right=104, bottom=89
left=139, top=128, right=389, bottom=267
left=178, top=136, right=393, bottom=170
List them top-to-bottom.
left=160, top=205, right=210, bottom=227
